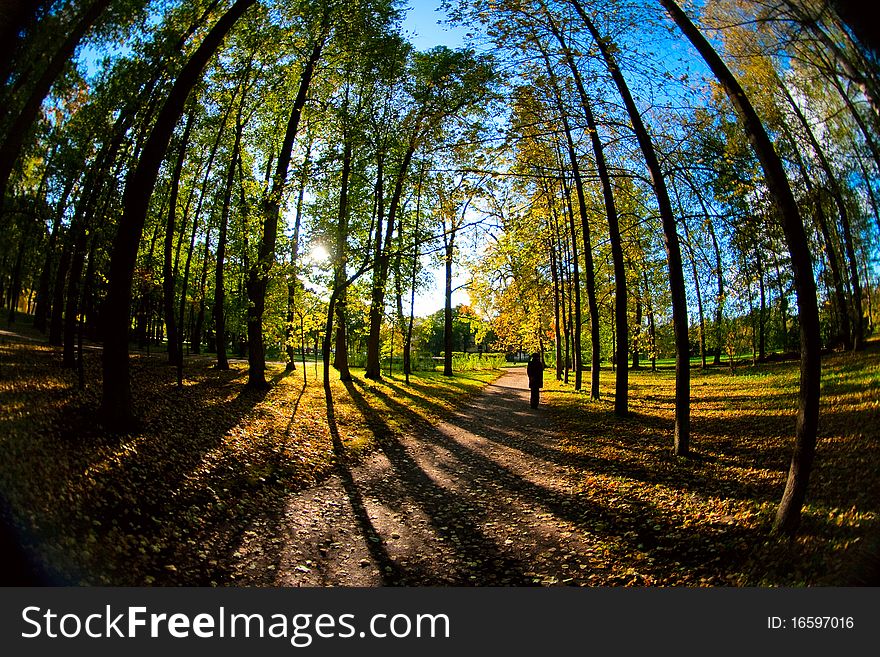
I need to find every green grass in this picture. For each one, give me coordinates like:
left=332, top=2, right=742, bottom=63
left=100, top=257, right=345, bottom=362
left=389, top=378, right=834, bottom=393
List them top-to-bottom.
left=539, top=341, right=880, bottom=585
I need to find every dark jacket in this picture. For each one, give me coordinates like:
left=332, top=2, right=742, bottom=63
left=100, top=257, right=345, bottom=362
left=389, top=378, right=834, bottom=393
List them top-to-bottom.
left=527, top=358, right=545, bottom=389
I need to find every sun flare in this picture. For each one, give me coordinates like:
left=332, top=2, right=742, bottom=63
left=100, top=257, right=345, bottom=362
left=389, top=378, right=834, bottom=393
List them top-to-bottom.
left=309, top=244, right=330, bottom=263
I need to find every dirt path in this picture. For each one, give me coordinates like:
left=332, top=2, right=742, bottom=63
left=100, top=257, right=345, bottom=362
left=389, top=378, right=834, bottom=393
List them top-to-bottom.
left=233, top=368, right=606, bottom=586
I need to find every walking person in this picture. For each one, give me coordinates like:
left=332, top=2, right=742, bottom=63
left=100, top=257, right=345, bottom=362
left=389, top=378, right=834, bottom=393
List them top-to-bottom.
left=526, top=352, right=545, bottom=409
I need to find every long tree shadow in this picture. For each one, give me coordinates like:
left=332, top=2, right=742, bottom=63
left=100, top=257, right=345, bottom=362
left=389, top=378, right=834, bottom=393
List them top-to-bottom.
left=346, top=378, right=773, bottom=585
left=340, top=379, right=536, bottom=585
left=324, top=381, right=402, bottom=585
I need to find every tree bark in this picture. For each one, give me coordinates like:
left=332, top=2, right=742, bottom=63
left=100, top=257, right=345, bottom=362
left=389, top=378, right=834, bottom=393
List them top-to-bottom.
left=0, top=0, right=113, bottom=210
left=101, top=0, right=257, bottom=428
left=571, top=0, right=689, bottom=449
left=659, top=0, right=821, bottom=534
left=545, top=6, right=626, bottom=410
left=246, top=30, right=325, bottom=388
left=779, top=83, right=862, bottom=349
left=214, top=108, right=245, bottom=370
left=162, top=111, right=194, bottom=365
left=331, top=135, right=353, bottom=382
left=366, top=143, right=417, bottom=379
left=286, top=146, right=310, bottom=371
left=404, top=168, right=424, bottom=381
left=559, top=170, right=582, bottom=390
left=34, top=179, right=74, bottom=332
left=443, top=238, right=454, bottom=377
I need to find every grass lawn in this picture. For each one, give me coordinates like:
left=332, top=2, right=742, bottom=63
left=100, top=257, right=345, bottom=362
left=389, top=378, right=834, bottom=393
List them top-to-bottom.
left=541, top=342, right=880, bottom=585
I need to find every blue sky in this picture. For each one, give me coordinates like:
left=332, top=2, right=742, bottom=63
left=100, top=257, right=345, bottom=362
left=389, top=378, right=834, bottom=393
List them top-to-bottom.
left=401, top=1, right=467, bottom=51
left=400, top=5, right=476, bottom=316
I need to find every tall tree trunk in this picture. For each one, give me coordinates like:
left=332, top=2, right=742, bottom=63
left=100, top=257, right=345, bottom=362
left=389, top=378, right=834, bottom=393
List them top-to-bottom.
left=101, top=0, right=257, bottom=428
left=571, top=0, right=689, bottom=450
left=659, top=0, right=821, bottom=534
left=0, top=1, right=50, bottom=93
left=545, top=7, right=626, bottom=410
left=246, top=29, right=325, bottom=388
left=542, top=51, right=596, bottom=397
left=779, top=83, right=863, bottom=349
left=178, top=106, right=227, bottom=374
left=214, top=110, right=245, bottom=370
left=162, top=111, right=194, bottom=365
left=778, top=118, right=851, bottom=349
left=331, top=135, right=353, bottom=382
left=366, top=142, right=417, bottom=380
left=285, top=146, right=310, bottom=371
left=366, top=151, right=387, bottom=379
left=404, top=167, right=424, bottom=381
left=559, top=171, right=582, bottom=390
left=34, top=179, right=74, bottom=332
left=680, top=218, right=707, bottom=369
left=707, top=218, right=725, bottom=366
left=63, top=222, right=89, bottom=367
left=6, top=224, right=27, bottom=322
left=191, top=226, right=211, bottom=355
left=49, top=233, right=72, bottom=346
left=550, top=236, right=563, bottom=381
left=443, top=238, right=454, bottom=377
left=756, top=244, right=767, bottom=362
left=643, top=270, right=657, bottom=372
left=632, top=288, right=642, bottom=369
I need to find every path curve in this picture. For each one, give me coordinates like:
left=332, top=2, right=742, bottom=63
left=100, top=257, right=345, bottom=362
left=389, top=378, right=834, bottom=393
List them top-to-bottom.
left=235, top=368, right=603, bottom=586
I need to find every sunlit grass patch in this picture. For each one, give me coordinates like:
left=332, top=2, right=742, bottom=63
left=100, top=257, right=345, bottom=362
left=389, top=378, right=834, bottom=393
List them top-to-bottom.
left=541, top=341, right=880, bottom=585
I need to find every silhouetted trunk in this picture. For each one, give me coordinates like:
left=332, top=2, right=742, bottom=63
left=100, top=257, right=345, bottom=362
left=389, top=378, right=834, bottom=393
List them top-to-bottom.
left=101, top=0, right=257, bottom=428
left=572, top=0, right=690, bottom=451
left=658, top=0, right=821, bottom=535
left=0, top=1, right=49, bottom=92
left=546, top=9, right=626, bottom=411
left=246, top=29, right=325, bottom=388
left=779, top=82, right=862, bottom=349
left=179, top=106, right=227, bottom=376
left=162, top=111, right=194, bottom=365
left=214, top=113, right=245, bottom=370
left=331, top=135, right=353, bottom=382
left=366, top=142, right=417, bottom=380
left=285, top=147, right=310, bottom=371
left=366, top=152, right=387, bottom=379
left=404, top=170, right=423, bottom=380
left=34, top=180, right=74, bottom=332
left=63, top=223, right=88, bottom=367
left=5, top=226, right=27, bottom=322
left=191, top=229, right=211, bottom=355
left=49, top=234, right=72, bottom=346
left=443, top=239, right=454, bottom=377
left=756, top=244, right=767, bottom=362
left=632, top=292, right=642, bottom=369
left=334, top=293, right=351, bottom=379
